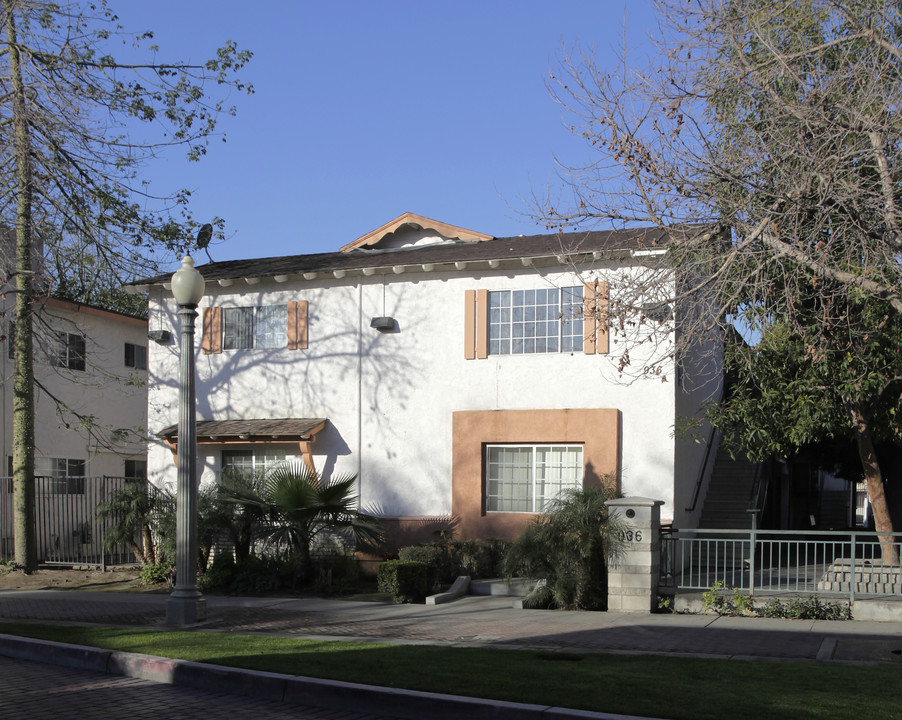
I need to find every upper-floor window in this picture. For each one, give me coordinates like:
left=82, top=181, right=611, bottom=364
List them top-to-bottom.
left=488, top=287, right=583, bottom=355
left=203, top=301, right=307, bottom=355
left=222, top=306, right=287, bottom=350
left=52, top=332, right=86, bottom=371
left=124, top=342, right=147, bottom=370
left=485, top=444, right=583, bottom=513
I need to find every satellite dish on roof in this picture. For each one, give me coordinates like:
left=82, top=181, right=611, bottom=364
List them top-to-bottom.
left=196, top=223, right=213, bottom=248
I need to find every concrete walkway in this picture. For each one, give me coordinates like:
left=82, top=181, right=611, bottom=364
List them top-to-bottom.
left=0, top=589, right=900, bottom=719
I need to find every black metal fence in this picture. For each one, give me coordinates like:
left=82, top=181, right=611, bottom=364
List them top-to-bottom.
left=0, top=476, right=154, bottom=569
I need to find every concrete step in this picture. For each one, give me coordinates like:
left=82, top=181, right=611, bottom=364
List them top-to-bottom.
left=469, top=577, right=536, bottom=596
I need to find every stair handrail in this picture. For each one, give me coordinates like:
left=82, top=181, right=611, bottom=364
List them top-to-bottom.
left=685, top=425, right=718, bottom=513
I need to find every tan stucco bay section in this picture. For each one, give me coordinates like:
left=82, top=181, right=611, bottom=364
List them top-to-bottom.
left=452, top=408, right=621, bottom=540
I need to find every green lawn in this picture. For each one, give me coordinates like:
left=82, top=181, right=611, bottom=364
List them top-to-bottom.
left=0, top=622, right=895, bottom=720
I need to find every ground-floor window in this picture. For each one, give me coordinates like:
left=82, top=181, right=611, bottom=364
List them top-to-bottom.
left=485, top=444, right=583, bottom=513
left=221, top=447, right=287, bottom=481
left=35, top=457, right=86, bottom=494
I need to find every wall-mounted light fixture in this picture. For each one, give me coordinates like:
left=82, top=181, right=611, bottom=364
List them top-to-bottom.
left=370, top=316, right=396, bottom=332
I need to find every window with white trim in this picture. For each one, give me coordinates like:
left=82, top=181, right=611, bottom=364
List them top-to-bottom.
left=488, top=287, right=583, bottom=355
left=222, top=306, right=288, bottom=350
left=485, top=444, right=583, bottom=513
left=221, top=447, right=287, bottom=480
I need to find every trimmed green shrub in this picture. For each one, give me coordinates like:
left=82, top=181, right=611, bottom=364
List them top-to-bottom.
left=398, top=545, right=448, bottom=589
left=377, top=560, right=431, bottom=603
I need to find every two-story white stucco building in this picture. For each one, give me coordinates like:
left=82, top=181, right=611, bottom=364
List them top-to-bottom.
left=137, top=214, right=718, bottom=550
left=1, top=296, right=149, bottom=481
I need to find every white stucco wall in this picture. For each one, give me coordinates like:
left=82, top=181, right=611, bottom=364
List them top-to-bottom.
left=147, top=258, right=690, bottom=521
left=0, top=300, right=149, bottom=477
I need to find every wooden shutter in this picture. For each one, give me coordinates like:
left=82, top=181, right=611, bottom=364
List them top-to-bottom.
left=583, top=281, right=597, bottom=355
left=464, top=290, right=489, bottom=359
left=464, top=291, right=476, bottom=359
left=288, top=300, right=308, bottom=351
left=202, top=307, right=221, bottom=354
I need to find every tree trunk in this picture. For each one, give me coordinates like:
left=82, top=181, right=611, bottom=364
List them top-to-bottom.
left=7, top=7, right=37, bottom=573
left=851, top=406, right=899, bottom=566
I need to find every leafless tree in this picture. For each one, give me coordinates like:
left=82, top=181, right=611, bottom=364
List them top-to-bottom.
left=535, top=0, right=902, bottom=547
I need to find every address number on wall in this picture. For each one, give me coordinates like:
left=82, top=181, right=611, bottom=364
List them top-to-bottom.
left=621, top=529, right=643, bottom=543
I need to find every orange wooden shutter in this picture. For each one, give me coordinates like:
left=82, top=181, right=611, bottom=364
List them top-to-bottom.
left=583, top=281, right=597, bottom=355
left=464, top=290, right=476, bottom=360
left=287, top=300, right=308, bottom=350
left=296, top=300, right=308, bottom=350
left=287, top=301, right=298, bottom=350
left=202, top=307, right=221, bottom=354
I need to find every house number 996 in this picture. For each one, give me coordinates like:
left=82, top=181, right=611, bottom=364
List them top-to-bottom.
left=621, top=529, right=642, bottom=543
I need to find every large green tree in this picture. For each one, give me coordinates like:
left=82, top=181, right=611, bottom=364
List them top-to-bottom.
left=0, top=0, right=251, bottom=570
left=538, top=0, right=902, bottom=540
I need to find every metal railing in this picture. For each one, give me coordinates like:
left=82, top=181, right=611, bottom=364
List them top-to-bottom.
left=0, top=475, right=152, bottom=569
left=661, top=523, right=902, bottom=602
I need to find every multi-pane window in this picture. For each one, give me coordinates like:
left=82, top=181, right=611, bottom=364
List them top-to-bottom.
left=488, top=287, right=583, bottom=355
left=222, top=306, right=287, bottom=350
left=6, top=326, right=85, bottom=370
left=52, top=332, right=86, bottom=371
left=124, top=342, right=147, bottom=370
left=485, top=445, right=583, bottom=513
left=221, top=447, right=287, bottom=481
left=35, top=457, right=86, bottom=495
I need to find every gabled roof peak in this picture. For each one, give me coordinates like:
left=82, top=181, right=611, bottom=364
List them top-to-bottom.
left=340, top=212, right=493, bottom=252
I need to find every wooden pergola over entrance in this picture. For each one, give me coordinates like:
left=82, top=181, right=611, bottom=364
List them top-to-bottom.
left=156, top=418, right=328, bottom=475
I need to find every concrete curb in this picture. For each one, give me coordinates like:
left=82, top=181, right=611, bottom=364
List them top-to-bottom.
left=0, top=634, right=666, bottom=720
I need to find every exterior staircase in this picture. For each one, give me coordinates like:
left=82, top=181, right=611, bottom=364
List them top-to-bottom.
left=698, top=446, right=761, bottom=530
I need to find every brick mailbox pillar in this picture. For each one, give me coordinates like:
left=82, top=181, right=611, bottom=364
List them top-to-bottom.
left=604, top=497, right=664, bottom=613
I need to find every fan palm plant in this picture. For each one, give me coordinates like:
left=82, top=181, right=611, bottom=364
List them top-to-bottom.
left=224, top=462, right=385, bottom=574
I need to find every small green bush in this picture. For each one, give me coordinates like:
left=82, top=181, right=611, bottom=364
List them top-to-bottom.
left=450, top=538, right=510, bottom=579
left=199, top=553, right=237, bottom=591
left=313, top=555, right=360, bottom=595
left=377, top=560, right=431, bottom=603
left=139, top=563, right=173, bottom=586
left=703, top=581, right=851, bottom=620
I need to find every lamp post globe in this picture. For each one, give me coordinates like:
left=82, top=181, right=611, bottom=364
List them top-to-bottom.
left=165, top=254, right=207, bottom=625
left=171, top=255, right=205, bottom=305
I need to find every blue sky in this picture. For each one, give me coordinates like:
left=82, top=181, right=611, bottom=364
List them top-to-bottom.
left=114, top=2, right=658, bottom=264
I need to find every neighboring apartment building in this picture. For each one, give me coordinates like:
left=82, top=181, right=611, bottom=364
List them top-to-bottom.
left=136, top=213, right=719, bottom=549
left=1, top=297, right=149, bottom=483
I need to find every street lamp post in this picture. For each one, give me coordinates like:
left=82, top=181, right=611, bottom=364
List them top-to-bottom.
left=165, top=255, right=207, bottom=625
